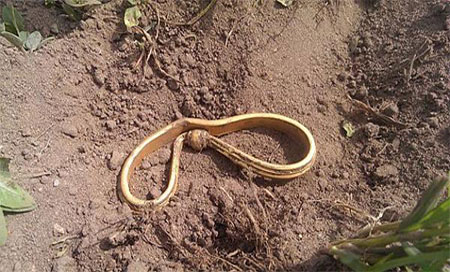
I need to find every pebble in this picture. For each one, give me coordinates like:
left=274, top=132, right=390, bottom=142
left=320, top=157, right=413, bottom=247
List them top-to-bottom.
left=184, top=54, right=196, bottom=67
left=337, top=71, right=348, bottom=82
left=167, top=78, right=179, bottom=91
left=347, top=80, right=357, bottom=89
left=355, top=86, right=368, bottom=99
left=382, top=103, right=399, bottom=117
left=426, top=117, right=439, bottom=128
left=106, top=120, right=116, bottom=131
left=364, top=122, right=380, bottom=138
left=61, top=123, right=78, bottom=138
left=21, top=128, right=32, bottom=137
left=158, top=148, right=172, bottom=164
left=22, top=149, right=33, bottom=160
left=108, top=150, right=125, bottom=170
left=141, top=160, right=151, bottom=170
left=374, top=164, right=398, bottom=179
left=341, top=172, right=350, bottom=179
left=53, top=179, right=60, bottom=187
left=318, top=179, right=328, bottom=190
left=148, top=187, right=161, bottom=199
left=202, top=213, right=215, bottom=228
left=53, top=223, right=65, bottom=236
left=126, top=261, right=149, bottom=272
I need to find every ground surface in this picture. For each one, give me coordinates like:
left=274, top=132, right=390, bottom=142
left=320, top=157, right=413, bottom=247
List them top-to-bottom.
left=0, top=0, right=449, bottom=271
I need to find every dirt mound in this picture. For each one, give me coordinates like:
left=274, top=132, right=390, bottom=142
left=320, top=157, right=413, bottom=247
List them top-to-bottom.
left=0, top=0, right=449, bottom=271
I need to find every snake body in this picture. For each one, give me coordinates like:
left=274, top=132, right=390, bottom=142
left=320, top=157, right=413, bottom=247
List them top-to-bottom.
left=120, top=113, right=316, bottom=209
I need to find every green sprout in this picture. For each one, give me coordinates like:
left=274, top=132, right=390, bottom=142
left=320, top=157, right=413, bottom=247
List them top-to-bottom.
left=330, top=174, right=450, bottom=271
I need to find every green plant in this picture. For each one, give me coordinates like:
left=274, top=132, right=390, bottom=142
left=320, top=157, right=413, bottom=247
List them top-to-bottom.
left=44, top=0, right=101, bottom=21
left=124, top=0, right=145, bottom=29
left=0, top=5, right=53, bottom=52
left=0, top=158, right=37, bottom=246
left=330, top=174, right=450, bottom=271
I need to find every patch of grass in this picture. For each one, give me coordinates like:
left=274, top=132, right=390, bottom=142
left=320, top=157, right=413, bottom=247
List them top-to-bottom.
left=330, top=174, right=450, bottom=271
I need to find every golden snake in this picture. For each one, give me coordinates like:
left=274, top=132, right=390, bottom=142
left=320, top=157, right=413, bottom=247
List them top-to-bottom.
left=120, top=113, right=316, bottom=209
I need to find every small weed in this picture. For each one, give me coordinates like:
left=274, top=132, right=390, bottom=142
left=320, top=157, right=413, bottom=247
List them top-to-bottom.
left=44, top=0, right=101, bottom=21
left=0, top=5, right=53, bottom=52
left=330, top=174, right=450, bottom=271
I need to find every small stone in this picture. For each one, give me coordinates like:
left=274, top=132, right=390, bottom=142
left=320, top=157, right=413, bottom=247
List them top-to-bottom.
left=50, top=23, right=59, bottom=34
left=184, top=54, right=196, bottom=67
left=337, top=71, right=348, bottom=82
left=167, top=78, right=179, bottom=91
left=347, top=80, right=357, bottom=89
left=199, top=86, right=209, bottom=95
left=355, top=86, right=368, bottom=99
left=383, top=103, right=399, bottom=117
left=317, top=104, right=327, bottom=114
left=427, top=117, right=439, bottom=128
left=106, top=120, right=116, bottom=131
left=364, top=122, right=380, bottom=138
left=61, top=123, right=78, bottom=138
left=21, top=129, right=32, bottom=137
left=158, top=148, right=172, bottom=164
left=22, top=149, right=32, bottom=160
left=108, top=151, right=125, bottom=170
left=141, top=160, right=151, bottom=170
left=374, top=164, right=398, bottom=179
left=341, top=172, right=350, bottom=179
left=53, top=179, right=60, bottom=187
left=319, top=179, right=328, bottom=190
left=148, top=187, right=161, bottom=199
left=89, top=199, right=101, bottom=210
left=202, top=213, right=215, bottom=228
left=53, top=223, right=65, bottom=236
left=52, top=256, right=77, bottom=272
left=126, top=261, right=149, bottom=272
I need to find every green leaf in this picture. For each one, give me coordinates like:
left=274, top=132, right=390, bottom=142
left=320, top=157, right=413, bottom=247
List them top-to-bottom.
left=64, top=0, right=101, bottom=8
left=128, top=0, right=138, bottom=5
left=277, top=0, right=294, bottom=7
left=62, top=3, right=82, bottom=21
left=2, top=5, right=25, bottom=35
left=124, top=6, right=141, bottom=28
left=0, top=22, right=5, bottom=32
left=18, top=30, right=29, bottom=42
left=0, top=31, right=25, bottom=50
left=24, top=31, right=42, bottom=52
left=342, top=120, right=355, bottom=137
left=0, top=158, right=36, bottom=212
left=399, top=176, right=450, bottom=232
left=0, top=208, right=6, bottom=246
left=402, top=242, right=421, bottom=256
left=330, top=245, right=369, bottom=272
left=367, top=250, right=450, bottom=272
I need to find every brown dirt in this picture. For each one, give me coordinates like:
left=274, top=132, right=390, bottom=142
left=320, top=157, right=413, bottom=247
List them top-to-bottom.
left=0, top=0, right=449, bottom=271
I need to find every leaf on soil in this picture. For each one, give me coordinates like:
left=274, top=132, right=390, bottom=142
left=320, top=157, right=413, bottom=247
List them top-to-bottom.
left=64, top=0, right=102, bottom=8
left=277, top=0, right=294, bottom=7
left=62, top=3, right=82, bottom=21
left=1, top=5, right=25, bottom=35
left=124, top=6, right=142, bottom=28
left=18, top=30, right=29, bottom=43
left=0, top=31, right=25, bottom=50
left=24, top=31, right=42, bottom=52
left=342, top=121, right=355, bottom=138
left=0, top=158, right=36, bottom=212
left=399, top=176, right=450, bottom=232
left=0, top=208, right=6, bottom=246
